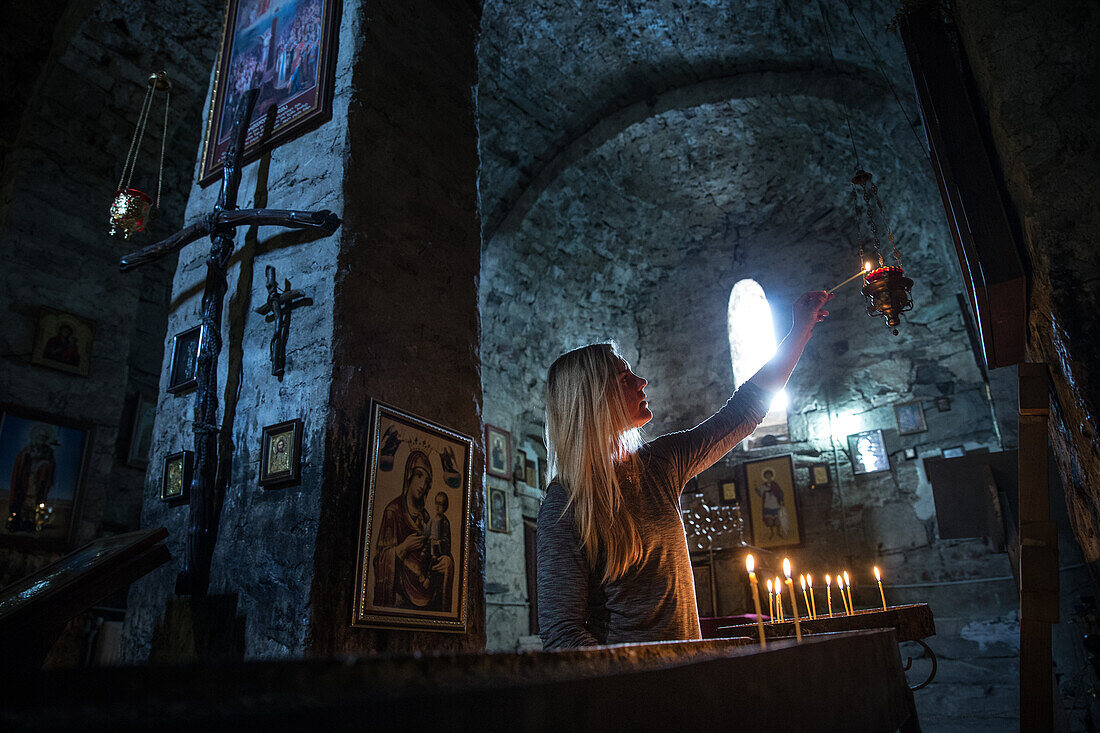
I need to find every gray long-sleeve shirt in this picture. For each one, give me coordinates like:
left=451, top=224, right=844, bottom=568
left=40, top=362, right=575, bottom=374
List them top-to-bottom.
left=536, top=382, right=770, bottom=650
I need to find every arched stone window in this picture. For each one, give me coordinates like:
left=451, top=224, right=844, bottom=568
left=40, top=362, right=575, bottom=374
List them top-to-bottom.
left=728, top=279, right=790, bottom=447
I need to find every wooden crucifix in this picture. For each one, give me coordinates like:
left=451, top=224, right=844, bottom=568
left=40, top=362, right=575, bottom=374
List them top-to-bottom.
left=119, top=88, right=340, bottom=596
left=254, top=264, right=309, bottom=378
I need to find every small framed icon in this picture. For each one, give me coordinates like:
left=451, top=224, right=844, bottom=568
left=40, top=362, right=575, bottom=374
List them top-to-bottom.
left=166, top=325, right=203, bottom=394
left=259, top=419, right=304, bottom=489
left=162, top=450, right=193, bottom=504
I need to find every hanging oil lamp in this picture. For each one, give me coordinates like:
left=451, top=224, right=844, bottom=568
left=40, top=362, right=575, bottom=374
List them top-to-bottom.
left=109, top=71, right=172, bottom=239
left=852, top=170, right=913, bottom=336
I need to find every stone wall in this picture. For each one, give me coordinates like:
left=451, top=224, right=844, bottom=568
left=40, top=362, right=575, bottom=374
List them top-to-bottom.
left=0, top=0, right=219, bottom=588
left=123, top=0, right=486, bottom=660
left=952, top=0, right=1100, bottom=561
left=477, top=1, right=1023, bottom=723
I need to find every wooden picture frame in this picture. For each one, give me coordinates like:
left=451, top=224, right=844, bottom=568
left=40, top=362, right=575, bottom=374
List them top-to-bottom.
left=199, top=0, right=340, bottom=186
left=30, top=307, right=95, bottom=377
left=166, top=325, right=203, bottom=395
left=126, top=394, right=157, bottom=468
left=353, top=400, right=472, bottom=633
left=894, top=401, right=928, bottom=435
left=0, top=404, right=92, bottom=551
left=259, top=418, right=304, bottom=488
left=485, top=424, right=511, bottom=480
left=847, top=429, right=891, bottom=475
left=513, top=448, right=527, bottom=482
left=161, top=450, right=193, bottom=504
left=742, top=454, right=802, bottom=550
left=525, top=456, right=537, bottom=488
left=808, top=463, right=831, bottom=490
left=718, top=479, right=739, bottom=506
left=488, top=486, right=509, bottom=533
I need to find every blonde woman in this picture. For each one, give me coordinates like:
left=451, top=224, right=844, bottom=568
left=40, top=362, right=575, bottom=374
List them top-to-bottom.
left=537, top=290, right=832, bottom=649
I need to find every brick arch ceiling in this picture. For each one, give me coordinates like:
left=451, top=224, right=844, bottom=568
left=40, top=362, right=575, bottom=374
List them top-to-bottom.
left=478, top=0, right=915, bottom=239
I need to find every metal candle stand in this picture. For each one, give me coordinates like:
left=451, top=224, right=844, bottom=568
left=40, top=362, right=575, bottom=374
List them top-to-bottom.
left=718, top=602, right=939, bottom=691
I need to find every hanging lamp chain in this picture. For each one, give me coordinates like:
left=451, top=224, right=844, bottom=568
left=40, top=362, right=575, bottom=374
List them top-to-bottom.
left=117, top=82, right=156, bottom=192
left=156, top=85, right=171, bottom=210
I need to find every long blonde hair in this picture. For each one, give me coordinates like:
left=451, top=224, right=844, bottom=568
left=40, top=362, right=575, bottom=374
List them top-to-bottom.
left=545, top=343, right=644, bottom=582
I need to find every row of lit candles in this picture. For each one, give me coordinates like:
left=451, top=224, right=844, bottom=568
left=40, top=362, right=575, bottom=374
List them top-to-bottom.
left=744, top=555, right=888, bottom=646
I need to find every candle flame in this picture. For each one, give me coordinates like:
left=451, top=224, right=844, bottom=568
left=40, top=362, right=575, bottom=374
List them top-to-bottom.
left=864, top=261, right=873, bottom=272
left=746, top=554, right=755, bottom=573
left=783, top=558, right=792, bottom=579
left=874, top=565, right=881, bottom=581
left=843, top=570, right=850, bottom=585
left=799, top=574, right=806, bottom=590
left=807, top=574, right=813, bottom=589
left=825, top=574, right=831, bottom=587
left=837, top=574, right=844, bottom=588
left=775, top=576, right=781, bottom=592
left=767, top=578, right=773, bottom=593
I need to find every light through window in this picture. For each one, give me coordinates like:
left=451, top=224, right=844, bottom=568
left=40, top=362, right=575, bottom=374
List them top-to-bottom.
left=728, top=279, right=789, bottom=445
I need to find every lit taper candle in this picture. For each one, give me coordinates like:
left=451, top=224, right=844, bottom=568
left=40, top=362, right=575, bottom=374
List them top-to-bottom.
left=746, top=554, right=767, bottom=648
left=783, top=558, right=802, bottom=642
left=874, top=565, right=887, bottom=611
left=843, top=570, right=854, bottom=613
left=807, top=573, right=817, bottom=619
left=800, top=574, right=811, bottom=620
left=825, top=574, right=833, bottom=616
left=774, top=576, right=784, bottom=621
left=766, top=577, right=775, bottom=619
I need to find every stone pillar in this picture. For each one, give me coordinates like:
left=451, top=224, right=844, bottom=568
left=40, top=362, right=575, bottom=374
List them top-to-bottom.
left=122, top=0, right=484, bottom=660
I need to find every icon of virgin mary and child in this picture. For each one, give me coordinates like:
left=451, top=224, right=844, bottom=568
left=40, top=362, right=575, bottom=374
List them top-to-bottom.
left=372, top=450, right=454, bottom=611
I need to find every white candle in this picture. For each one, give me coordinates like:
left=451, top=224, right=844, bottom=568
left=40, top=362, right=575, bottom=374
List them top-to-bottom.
left=747, top=554, right=767, bottom=648
left=783, top=558, right=802, bottom=642
left=874, top=565, right=887, bottom=611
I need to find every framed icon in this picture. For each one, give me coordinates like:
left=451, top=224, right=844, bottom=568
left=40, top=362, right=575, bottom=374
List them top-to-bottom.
left=199, top=0, right=341, bottom=185
left=30, top=307, right=95, bottom=377
left=166, top=325, right=203, bottom=394
left=126, top=394, right=157, bottom=468
left=353, top=400, right=472, bottom=633
left=894, top=401, right=927, bottom=435
left=0, top=404, right=93, bottom=550
left=259, top=418, right=304, bottom=488
left=485, top=424, right=512, bottom=480
left=847, top=429, right=890, bottom=474
left=162, top=450, right=193, bottom=504
left=742, top=454, right=802, bottom=550
left=808, top=463, right=831, bottom=490
left=719, top=479, right=739, bottom=505
left=488, top=485, right=509, bottom=533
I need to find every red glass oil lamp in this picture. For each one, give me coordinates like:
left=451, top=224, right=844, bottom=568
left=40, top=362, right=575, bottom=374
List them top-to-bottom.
left=109, top=71, right=171, bottom=239
left=851, top=170, right=915, bottom=336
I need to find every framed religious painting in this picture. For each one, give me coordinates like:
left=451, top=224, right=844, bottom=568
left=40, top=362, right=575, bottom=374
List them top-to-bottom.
left=199, top=0, right=341, bottom=185
left=30, top=307, right=94, bottom=377
left=166, top=325, right=203, bottom=394
left=126, top=394, right=157, bottom=468
left=353, top=400, right=473, bottom=633
left=894, top=401, right=928, bottom=435
left=0, top=404, right=92, bottom=551
left=259, top=418, right=303, bottom=488
left=484, top=424, right=511, bottom=480
left=847, top=429, right=891, bottom=475
left=161, top=451, right=193, bottom=504
left=742, top=454, right=802, bottom=550
left=808, top=463, right=831, bottom=490
left=718, top=479, right=739, bottom=506
left=488, top=486, right=509, bottom=533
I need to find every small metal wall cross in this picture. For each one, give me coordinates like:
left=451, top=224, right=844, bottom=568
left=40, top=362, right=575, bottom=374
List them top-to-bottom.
left=119, top=88, right=340, bottom=596
left=254, top=265, right=308, bottom=378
